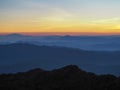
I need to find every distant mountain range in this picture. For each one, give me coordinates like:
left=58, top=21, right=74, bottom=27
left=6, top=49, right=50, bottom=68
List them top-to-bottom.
left=0, top=33, right=120, bottom=51
left=0, top=43, right=120, bottom=76
left=0, top=65, right=120, bottom=90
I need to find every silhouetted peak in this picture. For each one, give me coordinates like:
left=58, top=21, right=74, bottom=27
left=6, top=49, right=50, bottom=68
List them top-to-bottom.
left=6, top=33, right=24, bottom=37
left=61, top=35, right=73, bottom=39
left=63, top=35, right=72, bottom=37
left=54, top=65, right=81, bottom=73
left=62, top=65, right=80, bottom=70
left=26, top=68, right=45, bottom=75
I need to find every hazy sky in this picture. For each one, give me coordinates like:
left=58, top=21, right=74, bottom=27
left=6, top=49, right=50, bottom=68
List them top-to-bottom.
left=0, top=0, right=120, bottom=35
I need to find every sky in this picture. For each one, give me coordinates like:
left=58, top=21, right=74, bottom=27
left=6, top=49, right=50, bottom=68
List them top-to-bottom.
left=0, top=0, right=120, bottom=35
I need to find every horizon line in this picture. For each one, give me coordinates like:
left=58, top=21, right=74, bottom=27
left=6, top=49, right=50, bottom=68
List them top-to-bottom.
left=0, top=32, right=120, bottom=36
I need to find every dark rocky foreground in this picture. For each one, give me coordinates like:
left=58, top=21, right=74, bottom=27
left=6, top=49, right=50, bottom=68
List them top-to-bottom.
left=0, top=65, right=120, bottom=90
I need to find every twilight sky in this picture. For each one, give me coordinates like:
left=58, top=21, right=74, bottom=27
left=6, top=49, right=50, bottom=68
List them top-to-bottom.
left=0, top=0, right=120, bottom=35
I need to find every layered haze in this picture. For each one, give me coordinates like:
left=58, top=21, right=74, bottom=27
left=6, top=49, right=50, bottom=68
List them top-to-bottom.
left=0, top=34, right=120, bottom=51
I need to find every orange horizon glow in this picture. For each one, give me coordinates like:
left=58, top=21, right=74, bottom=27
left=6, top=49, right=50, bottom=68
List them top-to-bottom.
left=1, top=0, right=120, bottom=36
left=1, top=32, right=120, bottom=36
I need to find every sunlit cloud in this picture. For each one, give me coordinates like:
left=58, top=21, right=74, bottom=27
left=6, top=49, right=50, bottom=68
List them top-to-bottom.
left=90, top=18, right=120, bottom=24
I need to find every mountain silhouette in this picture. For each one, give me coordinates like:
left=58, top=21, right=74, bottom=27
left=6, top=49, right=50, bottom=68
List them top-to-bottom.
left=5, top=33, right=24, bottom=37
left=1, top=34, right=120, bottom=51
left=0, top=43, right=120, bottom=75
left=0, top=65, right=120, bottom=90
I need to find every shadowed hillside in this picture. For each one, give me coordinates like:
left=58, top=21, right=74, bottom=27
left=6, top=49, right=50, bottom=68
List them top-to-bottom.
left=0, top=43, right=120, bottom=75
left=0, top=65, right=120, bottom=90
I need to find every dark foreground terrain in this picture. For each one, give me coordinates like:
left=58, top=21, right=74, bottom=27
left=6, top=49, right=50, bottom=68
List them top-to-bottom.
left=0, top=65, right=120, bottom=90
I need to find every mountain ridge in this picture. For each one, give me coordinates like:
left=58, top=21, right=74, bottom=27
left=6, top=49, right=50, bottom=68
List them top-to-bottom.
left=1, top=34, right=120, bottom=51
left=0, top=43, right=120, bottom=75
left=0, top=65, right=120, bottom=90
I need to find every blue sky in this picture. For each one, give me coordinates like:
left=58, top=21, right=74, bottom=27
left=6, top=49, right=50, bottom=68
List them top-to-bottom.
left=1, top=0, right=120, bottom=18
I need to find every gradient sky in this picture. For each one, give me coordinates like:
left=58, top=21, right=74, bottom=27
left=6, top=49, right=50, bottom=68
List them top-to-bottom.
left=0, top=0, right=120, bottom=35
